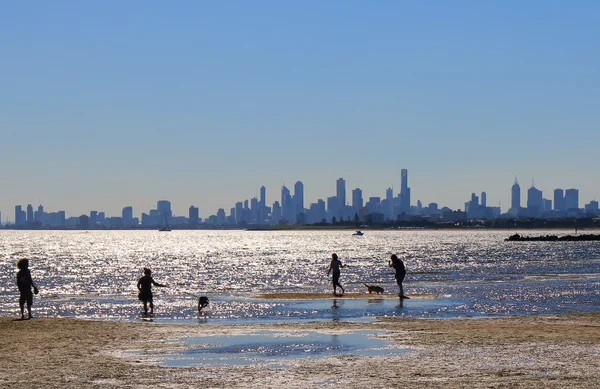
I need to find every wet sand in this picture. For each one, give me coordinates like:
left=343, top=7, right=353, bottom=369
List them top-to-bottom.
left=1, top=312, right=599, bottom=388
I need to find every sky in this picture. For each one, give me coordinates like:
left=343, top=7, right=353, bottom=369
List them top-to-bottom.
left=1, top=1, right=599, bottom=220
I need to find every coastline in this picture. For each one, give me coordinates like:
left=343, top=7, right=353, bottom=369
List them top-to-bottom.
left=2, top=312, right=599, bottom=388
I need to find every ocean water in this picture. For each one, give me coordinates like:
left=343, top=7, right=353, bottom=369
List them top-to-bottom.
left=1, top=229, right=599, bottom=323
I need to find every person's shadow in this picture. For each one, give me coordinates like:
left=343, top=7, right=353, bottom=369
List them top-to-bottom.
left=396, top=297, right=404, bottom=309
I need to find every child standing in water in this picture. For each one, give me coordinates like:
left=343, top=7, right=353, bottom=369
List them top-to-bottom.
left=327, top=253, right=346, bottom=295
left=16, top=259, right=38, bottom=320
left=137, top=267, right=167, bottom=315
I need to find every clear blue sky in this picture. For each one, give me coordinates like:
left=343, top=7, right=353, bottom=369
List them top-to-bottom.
left=1, top=1, right=598, bottom=220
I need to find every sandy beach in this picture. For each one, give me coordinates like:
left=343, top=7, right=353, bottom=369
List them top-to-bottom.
left=1, top=311, right=599, bottom=388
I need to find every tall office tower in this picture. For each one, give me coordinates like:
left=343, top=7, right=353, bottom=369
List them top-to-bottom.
left=400, top=169, right=410, bottom=212
left=336, top=177, right=346, bottom=207
left=510, top=177, right=521, bottom=215
left=294, top=181, right=304, bottom=215
left=281, top=185, right=294, bottom=222
left=527, top=185, right=543, bottom=216
left=260, top=186, right=266, bottom=207
left=386, top=187, right=394, bottom=219
left=352, top=188, right=363, bottom=210
left=553, top=189, right=565, bottom=211
left=565, top=189, right=579, bottom=210
left=481, top=192, right=487, bottom=208
left=327, top=196, right=341, bottom=221
left=251, top=197, right=259, bottom=223
left=157, top=200, right=172, bottom=221
left=271, top=201, right=282, bottom=224
left=235, top=202, right=243, bottom=222
left=26, top=204, right=33, bottom=224
left=15, top=205, right=26, bottom=226
left=35, top=205, right=44, bottom=222
left=122, top=206, right=134, bottom=226
left=188, top=206, right=199, bottom=225
left=58, top=211, right=66, bottom=227
left=90, top=211, right=98, bottom=227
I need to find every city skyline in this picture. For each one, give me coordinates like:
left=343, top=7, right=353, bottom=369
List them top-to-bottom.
left=1, top=2, right=599, bottom=220
left=3, top=171, right=598, bottom=225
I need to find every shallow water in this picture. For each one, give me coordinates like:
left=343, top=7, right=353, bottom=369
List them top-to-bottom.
left=1, top=229, right=599, bottom=322
left=135, top=330, right=409, bottom=367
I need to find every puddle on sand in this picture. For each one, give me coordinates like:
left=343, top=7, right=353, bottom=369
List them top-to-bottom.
left=139, top=330, right=410, bottom=367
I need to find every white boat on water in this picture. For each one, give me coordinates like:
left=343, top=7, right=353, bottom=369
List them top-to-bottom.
left=353, top=230, right=364, bottom=236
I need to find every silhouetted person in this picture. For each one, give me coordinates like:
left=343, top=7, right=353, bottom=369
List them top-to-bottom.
left=327, top=253, right=346, bottom=295
left=389, top=254, right=407, bottom=298
left=16, top=259, right=38, bottom=320
left=137, top=268, right=166, bottom=315
left=198, top=296, right=209, bottom=312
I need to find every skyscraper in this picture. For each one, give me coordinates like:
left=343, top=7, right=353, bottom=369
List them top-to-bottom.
left=400, top=169, right=411, bottom=213
left=510, top=177, right=521, bottom=216
left=336, top=178, right=346, bottom=208
left=294, top=181, right=304, bottom=216
left=281, top=185, right=293, bottom=222
left=527, top=185, right=543, bottom=216
left=260, top=186, right=266, bottom=207
left=352, top=188, right=363, bottom=210
left=554, top=189, right=565, bottom=211
left=565, top=189, right=579, bottom=210
left=481, top=192, right=487, bottom=208
left=157, top=200, right=172, bottom=224
left=26, top=204, right=33, bottom=224
left=15, top=205, right=26, bottom=226
left=122, top=206, right=134, bottom=226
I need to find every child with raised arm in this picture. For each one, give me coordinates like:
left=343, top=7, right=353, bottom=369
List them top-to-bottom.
left=16, top=259, right=38, bottom=320
left=137, top=267, right=167, bottom=315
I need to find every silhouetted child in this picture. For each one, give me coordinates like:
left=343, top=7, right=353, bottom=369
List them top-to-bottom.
left=327, top=253, right=346, bottom=295
left=389, top=254, right=407, bottom=298
left=16, top=259, right=38, bottom=320
left=137, top=267, right=167, bottom=315
left=198, top=296, right=209, bottom=312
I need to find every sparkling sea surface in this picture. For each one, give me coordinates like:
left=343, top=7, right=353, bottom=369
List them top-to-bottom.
left=1, top=229, right=599, bottom=323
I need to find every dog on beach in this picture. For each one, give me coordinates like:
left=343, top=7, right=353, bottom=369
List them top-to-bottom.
left=363, top=283, right=384, bottom=294
left=198, top=296, right=209, bottom=312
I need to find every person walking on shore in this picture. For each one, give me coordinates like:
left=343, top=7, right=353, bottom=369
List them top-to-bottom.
left=327, top=253, right=346, bottom=295
left=389, top=254, right=407, bottom=298
left=16, top=259, right=38, bottom=320
left=137, top=267, right=167, bottom=315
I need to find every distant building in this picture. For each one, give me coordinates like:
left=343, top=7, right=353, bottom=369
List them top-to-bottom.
left=400, top=169, right=411, bottom=213
left=510, top=177, right=521, bottom=216
left=336, top=178, right=346, bottom=217
left=294, top=181, right=304, bottom=223
left=527, top=185, right=543, bottom=217
left=352, top=188, right=363, bottom=210
left=554, top=189, right=565, bottom=211
left=565, top=189, right=579, bottom=210
left=157, top=200, right=172, bottom=224
left=26, top=204, right=34, bottom=225
left=15, top=205, right=26, bottom=226
left=122, top=206, right=134, bottom=226
left=189, top=206, right=199, bottom=225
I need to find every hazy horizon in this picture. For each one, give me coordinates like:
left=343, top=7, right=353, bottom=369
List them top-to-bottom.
left=2, top=2, right=598, bottom=219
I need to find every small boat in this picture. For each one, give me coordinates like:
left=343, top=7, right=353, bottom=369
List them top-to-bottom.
left=353, top=230, right=364, bottom=236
